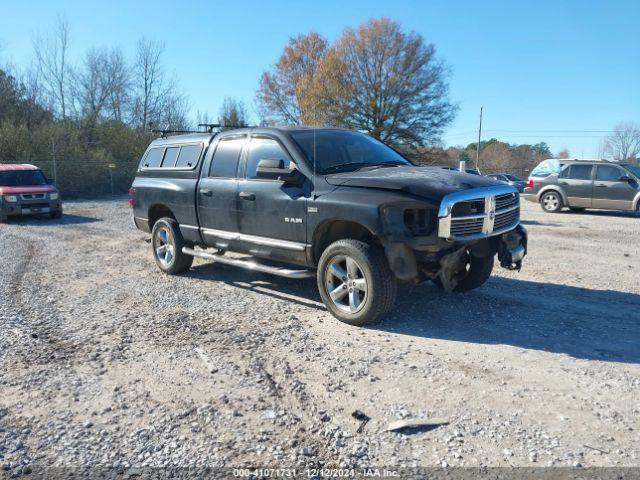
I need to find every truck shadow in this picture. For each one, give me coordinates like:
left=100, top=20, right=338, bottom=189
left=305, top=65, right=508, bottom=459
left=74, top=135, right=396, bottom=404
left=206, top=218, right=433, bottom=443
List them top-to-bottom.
left=8, top=213, right=100, bottom=226
left=187, top=262, right=640, bottom=364
left=187, top=262, right=324, bottom=311
left=376, top=277, right=640, bottom=364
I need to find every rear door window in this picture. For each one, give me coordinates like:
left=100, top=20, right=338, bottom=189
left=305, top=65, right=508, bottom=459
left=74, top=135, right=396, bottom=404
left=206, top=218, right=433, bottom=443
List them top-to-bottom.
left=209, top=136, right=246, bottom=178
left=175, top=144, right=202, bottom=168
left=161, top=147, right=180, bottom=167
left=143, top=148, right=164, bottom=168
left=561, top=165, right=593, bottom=180
left=595, top=165, right=623, bottom=181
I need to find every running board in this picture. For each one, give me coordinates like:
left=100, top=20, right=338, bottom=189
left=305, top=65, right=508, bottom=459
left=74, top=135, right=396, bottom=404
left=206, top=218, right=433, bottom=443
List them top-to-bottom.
left=182, top=247, right=315, bottom=279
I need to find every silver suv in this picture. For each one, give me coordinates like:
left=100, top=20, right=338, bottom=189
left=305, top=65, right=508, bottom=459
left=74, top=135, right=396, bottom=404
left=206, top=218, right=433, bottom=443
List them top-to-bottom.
left=524, top=160, right=640, bottom=214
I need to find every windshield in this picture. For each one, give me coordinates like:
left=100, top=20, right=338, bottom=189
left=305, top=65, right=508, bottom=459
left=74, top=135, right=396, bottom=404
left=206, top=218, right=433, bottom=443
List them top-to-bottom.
left=289, top=130, right=412, bottom=174
left=622, top=164, right=640, bottom=178
left=0, top=169, right=48, bottom=187
left=505, top=174, right=523, bottom=181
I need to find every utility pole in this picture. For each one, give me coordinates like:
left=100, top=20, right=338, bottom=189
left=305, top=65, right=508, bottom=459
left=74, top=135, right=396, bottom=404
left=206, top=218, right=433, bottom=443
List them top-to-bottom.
left=475, top=106, right=483, bottom=171
left=51, top=138, right=58, bottom=185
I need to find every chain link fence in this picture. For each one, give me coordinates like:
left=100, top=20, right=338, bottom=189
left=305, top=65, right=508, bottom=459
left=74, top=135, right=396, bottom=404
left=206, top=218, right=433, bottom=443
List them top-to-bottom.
left=3, top=159, right=139, bottom=198
left=480, top=166, right=531, bottom=178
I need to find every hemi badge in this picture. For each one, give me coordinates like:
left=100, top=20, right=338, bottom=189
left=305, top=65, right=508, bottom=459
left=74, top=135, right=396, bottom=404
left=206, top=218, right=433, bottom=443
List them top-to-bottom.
left=308, top=206, right=318, bottom=213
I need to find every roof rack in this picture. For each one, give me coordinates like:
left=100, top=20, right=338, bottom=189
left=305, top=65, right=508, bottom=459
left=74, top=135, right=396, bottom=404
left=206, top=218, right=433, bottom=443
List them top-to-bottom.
left=149, top=123, right=251, bottom=138
left=197, top=123, right=251, bottom=133
left=150, top=128, right=203, bottom=138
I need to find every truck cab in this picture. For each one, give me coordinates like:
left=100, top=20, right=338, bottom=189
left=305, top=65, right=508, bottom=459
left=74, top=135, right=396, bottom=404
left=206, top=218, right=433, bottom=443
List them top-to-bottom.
left=131, top=127, right=528, bottom=325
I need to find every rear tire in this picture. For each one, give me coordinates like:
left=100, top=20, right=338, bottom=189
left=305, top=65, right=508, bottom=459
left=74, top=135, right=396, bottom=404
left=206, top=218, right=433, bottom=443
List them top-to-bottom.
left=540, top=191, right=563, bottom=213
left=151, top=217, right=193, bottom=274
left=317, top=239, right=397, bottom=326
left=433, top=253, right=494, bottom=292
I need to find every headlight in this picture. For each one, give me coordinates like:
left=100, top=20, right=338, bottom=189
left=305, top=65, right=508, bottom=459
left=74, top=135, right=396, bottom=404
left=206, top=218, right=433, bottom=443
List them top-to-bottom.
left=50, top=192, right=59, bottom=200
left=3, top=195, right=18, bottom=203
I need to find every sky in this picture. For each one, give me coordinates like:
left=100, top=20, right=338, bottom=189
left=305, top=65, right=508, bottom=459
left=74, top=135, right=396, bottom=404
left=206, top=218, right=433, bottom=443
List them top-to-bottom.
left=1, top=0, right=638, bottom=157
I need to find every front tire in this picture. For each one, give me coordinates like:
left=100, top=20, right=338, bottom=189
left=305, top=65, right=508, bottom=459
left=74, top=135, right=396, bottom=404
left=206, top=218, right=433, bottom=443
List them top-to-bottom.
left=540, top=191, right=563, bottom=213
left=50, top=209, right=63, bottom=219
left=151, top=217, right=193, bottom=274
left=317, top=239, right=397, bottom=326
left=433, top=252, right=494, bottom=292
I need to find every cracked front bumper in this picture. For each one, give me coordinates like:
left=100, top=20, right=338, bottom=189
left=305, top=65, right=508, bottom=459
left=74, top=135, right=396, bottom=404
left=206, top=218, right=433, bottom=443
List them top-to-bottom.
left=497, top=223, right=527, bottom=270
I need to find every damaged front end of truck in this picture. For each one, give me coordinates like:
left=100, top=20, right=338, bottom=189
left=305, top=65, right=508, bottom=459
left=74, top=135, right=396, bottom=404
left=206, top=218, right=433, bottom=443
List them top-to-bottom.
left=380, top=184, right=528, bottom=292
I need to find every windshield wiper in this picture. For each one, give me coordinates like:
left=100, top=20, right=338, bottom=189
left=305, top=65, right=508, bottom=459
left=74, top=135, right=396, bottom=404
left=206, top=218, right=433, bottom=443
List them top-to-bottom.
left=369, top=161, right=406, bottom=169
left=321, top=162, right=371, bottom=174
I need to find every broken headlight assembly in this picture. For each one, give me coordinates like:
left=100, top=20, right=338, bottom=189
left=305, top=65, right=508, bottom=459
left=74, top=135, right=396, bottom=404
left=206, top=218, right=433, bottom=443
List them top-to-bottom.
left=381, top=204, right=436, bottom=238
left=403, top=208, right=434, bottom=236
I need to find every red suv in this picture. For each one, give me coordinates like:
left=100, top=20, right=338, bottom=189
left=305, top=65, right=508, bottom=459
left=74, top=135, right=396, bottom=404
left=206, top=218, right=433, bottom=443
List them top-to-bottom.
left=0, top=164, right=63, bottom=222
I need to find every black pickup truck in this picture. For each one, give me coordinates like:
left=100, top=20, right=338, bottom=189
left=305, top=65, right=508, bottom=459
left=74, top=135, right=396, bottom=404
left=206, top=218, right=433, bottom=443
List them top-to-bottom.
left=131, top=127, right=527, bottom=325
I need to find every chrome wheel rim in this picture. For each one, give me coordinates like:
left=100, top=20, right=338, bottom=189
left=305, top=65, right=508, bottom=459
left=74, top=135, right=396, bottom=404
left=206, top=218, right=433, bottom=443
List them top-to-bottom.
left=543, top=194, right=559, bottom=211
left=154, top=226, right=175, bottom=267
left=324, top=255, right=368, bottom=313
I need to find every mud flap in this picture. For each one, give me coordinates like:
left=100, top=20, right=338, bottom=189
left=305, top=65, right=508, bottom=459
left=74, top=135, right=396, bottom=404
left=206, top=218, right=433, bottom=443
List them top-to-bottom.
left=497, top=224, right=527, bottom=271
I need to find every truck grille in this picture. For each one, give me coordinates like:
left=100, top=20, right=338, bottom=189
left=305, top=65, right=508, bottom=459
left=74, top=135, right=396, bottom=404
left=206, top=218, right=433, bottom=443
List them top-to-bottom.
left=438, top=187, right=520, bottom=241
left=20, top=193, right=47, bottom=200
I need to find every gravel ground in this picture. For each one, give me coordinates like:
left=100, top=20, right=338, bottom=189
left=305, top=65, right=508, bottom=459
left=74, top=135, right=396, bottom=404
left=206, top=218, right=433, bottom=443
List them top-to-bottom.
left=0, top=197, right=639, bottom=476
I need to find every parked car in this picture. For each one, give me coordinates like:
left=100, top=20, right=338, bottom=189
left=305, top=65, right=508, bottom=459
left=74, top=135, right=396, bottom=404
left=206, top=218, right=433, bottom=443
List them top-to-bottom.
left=131, top=127, right=528, bottom=325
left=523, top=159, right=640, bottom=214
left=0, top=164, right=62, bottom=222
left=438, top=166, right=482, bottom=175
left=486, top=173, right=526, bottom=192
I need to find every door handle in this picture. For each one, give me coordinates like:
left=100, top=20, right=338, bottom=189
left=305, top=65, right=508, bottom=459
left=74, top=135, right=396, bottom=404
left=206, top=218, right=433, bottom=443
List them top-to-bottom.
left=559, top=182, right=568, bottom=185
left=596, top=184, right=607, bottom=188
left=199, top=188, right=213, bottom=196
left=239, top=192, right=256, bottom=201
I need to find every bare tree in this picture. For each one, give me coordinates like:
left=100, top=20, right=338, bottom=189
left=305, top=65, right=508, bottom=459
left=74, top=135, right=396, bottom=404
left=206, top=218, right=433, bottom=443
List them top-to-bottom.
left=33, top=15, right=71, bottom=119
left=331, top=18, right=457, bottom=148
left=130, top=38, right=189, bottom=130
left=132, top=38, right=167, bottom=128
left=73, top=47, right=131, bottom=141
left=104, top=49, right=130, bottom=122
left=219, top=97, right=249, bottom=127
left=604, top=122, right=640, bottom=161
left=556, top=149, right=570, bottom=159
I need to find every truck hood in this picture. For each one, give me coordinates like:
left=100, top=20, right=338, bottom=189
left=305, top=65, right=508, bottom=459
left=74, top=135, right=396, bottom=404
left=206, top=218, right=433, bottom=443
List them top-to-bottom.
left=326, top=166, right=500, bottom=203
left=0, top=185, right=57, bottom=195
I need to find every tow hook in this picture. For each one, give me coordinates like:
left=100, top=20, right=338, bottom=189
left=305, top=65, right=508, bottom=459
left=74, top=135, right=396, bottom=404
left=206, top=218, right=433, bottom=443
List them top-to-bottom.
left=498, top=224, right=527, bottom=271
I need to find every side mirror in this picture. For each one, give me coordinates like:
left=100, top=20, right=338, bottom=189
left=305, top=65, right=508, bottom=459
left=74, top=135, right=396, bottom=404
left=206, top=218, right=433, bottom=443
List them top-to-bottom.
left=256, top=159, right=304, bottom=184
left=618, top=175, right=631, bottom=182
left=47, top=178, right=54, bottom=184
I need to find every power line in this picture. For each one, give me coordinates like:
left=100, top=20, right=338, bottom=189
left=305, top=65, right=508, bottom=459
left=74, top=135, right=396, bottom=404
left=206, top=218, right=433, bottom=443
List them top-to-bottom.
left=446, top=129, right=615, bottom=137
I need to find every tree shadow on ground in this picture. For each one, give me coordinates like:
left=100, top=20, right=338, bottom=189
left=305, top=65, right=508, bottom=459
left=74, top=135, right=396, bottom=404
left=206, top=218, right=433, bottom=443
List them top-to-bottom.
left=560, top=209, right=638, bottom=219
left=186, top=262, right=640, bottom=364
left=375, top=276, right=640, bottom=364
